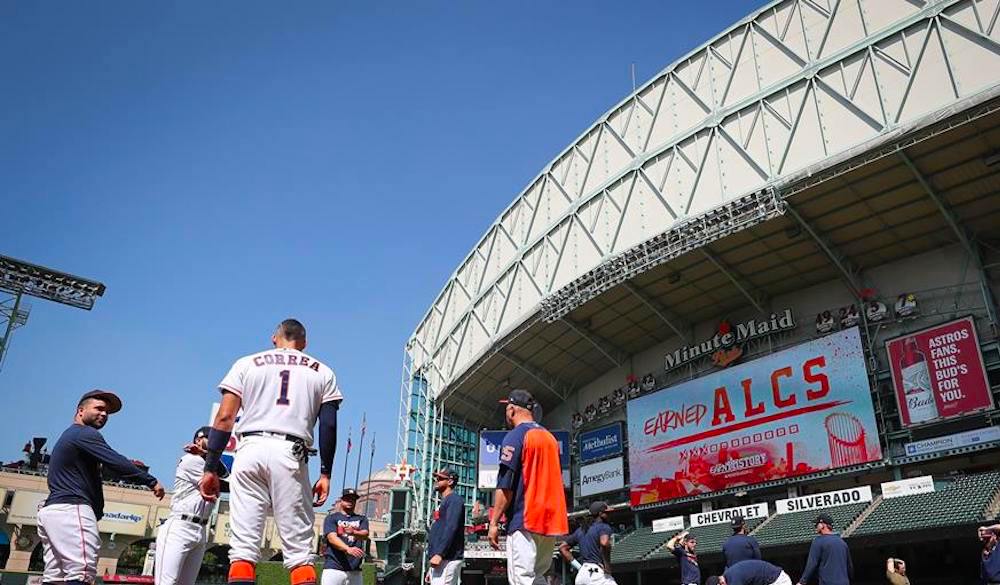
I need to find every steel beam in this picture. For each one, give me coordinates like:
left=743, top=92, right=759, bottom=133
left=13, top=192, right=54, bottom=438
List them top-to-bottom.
left=899, top=151, right=999, bottom=328
left=784, top=201, right=865, bottom=301
left=700, top=248, right=768, bottom=314
left=622, top=282, right=692, bottom=343
left=561, top=318, right=625, bottom=367
left=499, top=351, right=571, bottom=401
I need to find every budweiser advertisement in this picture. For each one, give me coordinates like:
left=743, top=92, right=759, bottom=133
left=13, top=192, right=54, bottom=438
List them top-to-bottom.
left=886, top=316, right=992, bottom=428
left=628, top=328, right=882, bottom=506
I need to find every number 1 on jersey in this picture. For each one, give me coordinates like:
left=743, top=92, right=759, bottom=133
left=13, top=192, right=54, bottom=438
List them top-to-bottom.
left=277, top=369, right=291, bottom=405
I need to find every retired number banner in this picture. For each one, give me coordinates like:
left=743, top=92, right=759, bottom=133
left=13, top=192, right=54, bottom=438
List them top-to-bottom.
left=629, top=328, right=882, bottom=505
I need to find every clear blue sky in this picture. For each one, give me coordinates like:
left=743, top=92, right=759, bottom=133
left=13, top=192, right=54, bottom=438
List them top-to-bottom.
left=0, top=1, right=763, bottom=493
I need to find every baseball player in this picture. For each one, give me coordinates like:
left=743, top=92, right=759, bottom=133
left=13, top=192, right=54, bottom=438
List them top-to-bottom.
left=199, top=319, right=342, bottom=585
left=488, top=389, right=568, bottom=585
left=38, top=390, right=165, bottom=585
left=154, top=426, right=230, bottom=585
left=426, top=469, right=465, bottom=585
left=322, top=488, right=369, bottom=585
left=558, top=501, right=615, bottom=585
left=796, top=514, right=852, bottom=585
left=723, top=515, right=761, bottom=568
left=979, top=524, right=1000, bottom=585
left=666, top=530, right=700, bottom=585
left=706, top=559, right=793, bottom=585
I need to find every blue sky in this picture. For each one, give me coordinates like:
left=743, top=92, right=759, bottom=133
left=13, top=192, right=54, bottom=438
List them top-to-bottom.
left=0, top=1, right=763, bottom=493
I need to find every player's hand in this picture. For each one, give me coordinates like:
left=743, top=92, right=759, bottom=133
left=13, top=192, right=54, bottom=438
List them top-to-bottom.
left=184, top=443, right=207, bottom=456
left=200, top=471, right=220, bottom=502
left=312, top=474, right=330, bottom=507
left=151, top=482, right=166, bottom=500
left=488, top=524, right=500, bottom=550
left=346, top=546, right=365, bottom=559
left=429, top=555, right=442, bottom=568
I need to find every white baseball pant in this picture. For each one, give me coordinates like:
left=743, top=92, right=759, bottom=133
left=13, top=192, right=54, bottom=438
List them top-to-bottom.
left=228, top=435, right=316, bottom=569
left=36, top=504, right=101, bottom=584
left=153, top=516, right=208, bottom=585
left=505, top=530, right=555, bottom=585
left=429, top=559, right=462, bottom=585
left=575, top=563, right=616, bottom=585
left=320, top=569, right=362, bottom=585
left=770, top=571, right=793, bottom=585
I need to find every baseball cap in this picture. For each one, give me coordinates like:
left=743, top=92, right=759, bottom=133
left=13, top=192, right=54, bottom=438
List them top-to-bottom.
left=499, top=389, right=537, bottom=410
left=78, top=390, right=122, bottom=414
left=193, top=426, right=212, bottom=443
left=433, top=468, right=459, bottom=482
left=342, top=488, right=360, bottom=500
left=589, top=501, right=610, bottom=516
left=814, top=513, right=834, bottom=527
left=731, top=514, right=745, bottom=529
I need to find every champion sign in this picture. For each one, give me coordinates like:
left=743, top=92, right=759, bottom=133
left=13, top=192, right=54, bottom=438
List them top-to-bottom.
left=579, top=423, right=623, bottom=463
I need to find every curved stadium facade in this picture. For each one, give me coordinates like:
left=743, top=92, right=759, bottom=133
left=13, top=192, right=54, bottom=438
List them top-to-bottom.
left=394, top=0, right=1000, bottom=582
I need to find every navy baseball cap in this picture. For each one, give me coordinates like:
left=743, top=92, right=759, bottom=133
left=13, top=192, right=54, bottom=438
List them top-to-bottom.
left=499, top=389, right=537, bottom=409
left=78, top=390, right=122, bottom=414
left=193, top=426, right=212, bottom=443
left=433, top=468, right=459, bottom=482
left=342, top=488, right=360, bottom=500
left=589, top=501, right=610, bottom=516
left=815, top=513, right=834, bottom=527
left=731, top=515, right=745, bottom=528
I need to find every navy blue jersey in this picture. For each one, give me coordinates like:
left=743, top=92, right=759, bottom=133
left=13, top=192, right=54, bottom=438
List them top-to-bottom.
left=45, top=424, right=157, bottom=520
left=427, top=492, right=465, bottom=561
left=324, top=512, right=369, bottom=571
left=579, top=521, right=612, bottom=565
left=800, top=533, right=853, bottom=585
left=723, top=534, right=761, bottom=567
left=983, top=543, right=1000, bottom=583
left=672, top=544, right=700, bottom=584
left=722, top=559, right=782, bottom=585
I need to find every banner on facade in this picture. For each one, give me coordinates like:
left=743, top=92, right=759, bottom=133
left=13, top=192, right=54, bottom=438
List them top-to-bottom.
left=886, top=316, right=992, bottom=427
left=629, top=328, right=882, bottom=506
left=579, top=423, right=624, bottom=463
left=903, top=426, right=1000, bottom=457
left=478, top=429, right=570, bottom=489
left=579, top=457, right=625, bottom=497
left=881, top=476, right=934, bottom=499
left=775, top=486, right=872, bottom=514
left=8, top=491, right=47, bottom=525
left=98, top=503, right=152, bottom=536
left=690, top=503, right=768, bottom=527
left=651, top=515, right=685, bottom=533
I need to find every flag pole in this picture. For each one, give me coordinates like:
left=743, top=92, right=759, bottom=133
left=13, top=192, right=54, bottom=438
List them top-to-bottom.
left=354, top=413, right=367, bottom=488
left=341, top=425, right=352, bottom=493
left=362, top=433, right=376, bottom=560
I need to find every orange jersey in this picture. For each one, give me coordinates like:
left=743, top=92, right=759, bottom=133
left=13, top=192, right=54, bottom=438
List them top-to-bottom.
left=496, top=422, right=568, bottom=536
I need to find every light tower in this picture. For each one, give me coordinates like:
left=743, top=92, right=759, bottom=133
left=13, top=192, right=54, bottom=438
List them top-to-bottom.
left=0, top=254, right=106, bottom=371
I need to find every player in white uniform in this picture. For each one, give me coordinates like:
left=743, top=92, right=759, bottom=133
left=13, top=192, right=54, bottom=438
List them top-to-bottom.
left=199, top=319, right=343, bottom=585
left=154, top=426, right=229, bottom=585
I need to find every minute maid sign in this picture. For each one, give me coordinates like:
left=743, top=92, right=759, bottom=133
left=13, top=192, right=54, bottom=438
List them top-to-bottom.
left=665, top=309, right=795, bottom=372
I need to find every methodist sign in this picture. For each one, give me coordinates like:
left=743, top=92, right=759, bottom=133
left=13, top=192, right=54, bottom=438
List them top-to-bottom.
left=886, top=316, right=992, bottom=428
left=629, top=327, right=882, bottom=506
left=579, top=423, right=624, bottom=463
left=479, top=429, right=570, bottom=489
left=776, top=486, right=872, bottom=514
left=690, top=502, right=768, bottom=527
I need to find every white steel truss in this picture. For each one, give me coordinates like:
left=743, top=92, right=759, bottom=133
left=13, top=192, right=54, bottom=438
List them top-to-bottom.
left=405, top=0, right=1000, bottom=402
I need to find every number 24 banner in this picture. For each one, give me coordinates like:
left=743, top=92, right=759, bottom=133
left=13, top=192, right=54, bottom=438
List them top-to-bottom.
left=628, top=328, right=882, bottom=506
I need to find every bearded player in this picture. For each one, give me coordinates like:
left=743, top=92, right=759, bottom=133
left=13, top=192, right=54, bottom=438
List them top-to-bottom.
left=199, top=319, right=342, bottom=585
left=154, top=426, right=230, bottom=585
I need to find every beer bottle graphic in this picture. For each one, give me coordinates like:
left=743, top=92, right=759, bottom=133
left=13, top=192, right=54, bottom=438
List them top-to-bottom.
left=899, top=337, right=938, bottom=424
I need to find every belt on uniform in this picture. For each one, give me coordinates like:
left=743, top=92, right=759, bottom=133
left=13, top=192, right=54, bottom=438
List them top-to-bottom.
left=240, top=431, right=306, bottom=445
left=178, top=514, right=209, bottom=526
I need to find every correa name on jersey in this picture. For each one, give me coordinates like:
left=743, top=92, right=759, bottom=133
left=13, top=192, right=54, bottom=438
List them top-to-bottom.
left=251, top=352, right=322, bottom=371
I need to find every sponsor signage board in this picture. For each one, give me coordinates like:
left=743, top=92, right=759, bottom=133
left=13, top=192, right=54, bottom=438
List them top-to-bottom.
left=665, top=309, right=795, bottom=373
left=886, top=316, right=992, bottom=428
left=630, top=328, right=882, bottom=505
left=579, top=423, right=624, bottom=463
left=903, top=426, right=1000, bottom=457
left=479, top=430, right=570, bottom=489
left=579, top=457, right=625, bottom=497
left=881, top=476, right=934, bottom=499
left=775, top=486, right=872, bottom=514
left=8, top=491, right=48, bottom=525
left=98, top=503, right=152, bottom=536
left=690, top=503, right=768, bottom=527
left=153, top=507, right=171, bottom=536
left=214, top=513, right=232, bottom=544
left=651, top=515, right=685, bottom=533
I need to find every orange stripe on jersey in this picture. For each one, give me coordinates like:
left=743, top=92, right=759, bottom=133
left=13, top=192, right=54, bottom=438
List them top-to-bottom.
left=520, top=428, right=569, bottom=536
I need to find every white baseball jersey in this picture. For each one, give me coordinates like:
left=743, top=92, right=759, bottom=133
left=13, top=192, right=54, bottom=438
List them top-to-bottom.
left=219, top=347, right=342, bottom=445
left=170, top=453, right=213, bottom=519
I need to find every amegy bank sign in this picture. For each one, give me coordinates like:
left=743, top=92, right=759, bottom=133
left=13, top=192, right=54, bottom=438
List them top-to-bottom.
left=664, top=309, right=795, bottom=372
